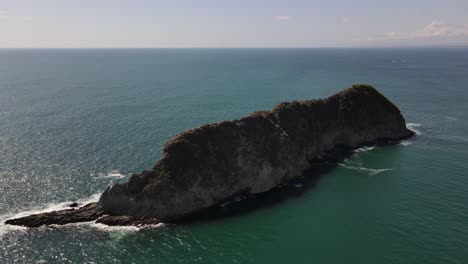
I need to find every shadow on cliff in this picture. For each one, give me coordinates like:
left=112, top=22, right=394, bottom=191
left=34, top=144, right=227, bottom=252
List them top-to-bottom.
left=175, top=146, right=353, bottom=225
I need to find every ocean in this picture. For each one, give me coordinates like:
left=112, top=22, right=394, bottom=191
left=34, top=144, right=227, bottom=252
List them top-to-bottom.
left=0, top=48, right=467, bottom=263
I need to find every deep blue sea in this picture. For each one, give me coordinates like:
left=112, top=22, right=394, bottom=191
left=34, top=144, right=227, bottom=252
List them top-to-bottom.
left=1, top=48, right=468, bottom=263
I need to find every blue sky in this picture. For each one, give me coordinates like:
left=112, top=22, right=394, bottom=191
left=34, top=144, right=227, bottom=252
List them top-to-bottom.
left=1, top=0, right=468, bottom=48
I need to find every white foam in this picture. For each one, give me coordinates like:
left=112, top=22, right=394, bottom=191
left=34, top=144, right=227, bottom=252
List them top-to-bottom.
left=446, top=116, right=458, bottom=121
left=406, top=123, right=422, bottom=135
left=406, top=123, right=421, bottom=127
left=400, top=140, right=413, bottom=146
left=354, top=146, right=375, bottom=153
left=339, top=164, right=393, bottom=176
left=97, top=170, right=126, bottom=179
left=294, top=183, right=304, bottom=188
left=0, top=192, right=102, bottom=237
left=12, top=193, right=101, bottom=219
left=76, top=193, right=101, bottom=204
left=1, top=214, right=165, bottom=238
left=0, top=219, right=27, bottom=238
left=68, top=221, right=165, bottom=239
left=74, top=222, right=140, bottom=232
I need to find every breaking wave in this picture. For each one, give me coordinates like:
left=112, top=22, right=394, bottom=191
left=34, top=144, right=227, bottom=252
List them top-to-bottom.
left=406, top=123, right=422, bottom=135
left=400, top=140, right=413, bottom=146
left=354, top=146, right=375, bottom=153
left=339, top=164, right=393, bottom=176
left=95, top=170, right=126, bottom=179
left=1, top=192, right=166, bottom=238
left=0, top=193, right=101, bottom=238
left=0, top=220, right=25, bottom=238
left=72, top=222, right=165, bottom=236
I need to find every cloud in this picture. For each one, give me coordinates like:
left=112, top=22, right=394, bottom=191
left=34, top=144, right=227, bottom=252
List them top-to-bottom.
left=275, top=15, right=290, bottom=21
left=416, top=20, right=468, bottom=37
left=357, top=21, right=468, bottom=42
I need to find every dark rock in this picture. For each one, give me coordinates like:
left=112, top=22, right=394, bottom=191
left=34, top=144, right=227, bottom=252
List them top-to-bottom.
left=5, top=84, right=414, bottom=227
left=68, top=202, right=79, bottom=208
left=4, top=203, right=104, bottom=227
left=96, top=215, right=160, bottom=226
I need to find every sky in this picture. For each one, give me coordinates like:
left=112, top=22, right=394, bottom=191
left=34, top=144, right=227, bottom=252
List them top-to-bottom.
left=1, top=0, right=468, bottom=48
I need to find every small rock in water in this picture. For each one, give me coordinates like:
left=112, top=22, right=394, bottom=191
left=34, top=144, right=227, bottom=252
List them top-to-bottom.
left=69, top=202, right=79, bottom=208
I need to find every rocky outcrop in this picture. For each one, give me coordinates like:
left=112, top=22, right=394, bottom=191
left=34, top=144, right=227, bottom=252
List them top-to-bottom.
left=5, top=84, right=414, bottom=227
left=5, top=203, right=104, bottom=227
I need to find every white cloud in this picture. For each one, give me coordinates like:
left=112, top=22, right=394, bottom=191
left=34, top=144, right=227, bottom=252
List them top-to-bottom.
left=275, top=15, right=290, bottom=21
left=357, top=20, right=468, bottom=42
left=416, top=20, right=468, bottom=37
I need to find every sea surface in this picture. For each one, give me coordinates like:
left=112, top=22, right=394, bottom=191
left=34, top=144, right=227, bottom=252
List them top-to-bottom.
left=0, top=48, right=467, bottom=263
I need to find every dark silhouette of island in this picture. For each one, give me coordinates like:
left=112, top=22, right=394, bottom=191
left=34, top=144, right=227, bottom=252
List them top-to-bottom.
left=5, top=84, right=414, bottom=227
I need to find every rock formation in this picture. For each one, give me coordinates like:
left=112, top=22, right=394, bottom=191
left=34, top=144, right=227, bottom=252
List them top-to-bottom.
left=5, top=84, right=414, bottom=227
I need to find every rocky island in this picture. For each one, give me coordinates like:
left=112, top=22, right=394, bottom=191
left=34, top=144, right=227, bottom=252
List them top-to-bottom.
left=5, top=84, right=414, bottom=227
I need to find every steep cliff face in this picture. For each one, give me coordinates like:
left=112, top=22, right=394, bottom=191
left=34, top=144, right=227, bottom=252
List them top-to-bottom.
left=6, top=84, right=414, bottom=227
left=99, top=84, right=413, bottom=220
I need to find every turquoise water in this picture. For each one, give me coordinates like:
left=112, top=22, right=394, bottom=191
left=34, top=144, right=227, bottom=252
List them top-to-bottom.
left=1, top=48, right=468, bottom=263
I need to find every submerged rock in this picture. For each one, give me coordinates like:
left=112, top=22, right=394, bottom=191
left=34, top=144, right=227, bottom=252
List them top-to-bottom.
left=5, top=84, right=414, bottom=227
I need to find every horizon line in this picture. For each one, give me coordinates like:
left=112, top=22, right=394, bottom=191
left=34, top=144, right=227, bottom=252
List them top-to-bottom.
left=1, top=45, right=468, bottom=50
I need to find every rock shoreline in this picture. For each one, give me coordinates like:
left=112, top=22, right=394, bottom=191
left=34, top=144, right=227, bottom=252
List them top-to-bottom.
left=5, top=84, right=414, bottom=227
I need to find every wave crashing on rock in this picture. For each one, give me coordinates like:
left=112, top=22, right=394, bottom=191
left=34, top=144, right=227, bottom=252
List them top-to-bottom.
left=5, top=84, right=414, bottom=227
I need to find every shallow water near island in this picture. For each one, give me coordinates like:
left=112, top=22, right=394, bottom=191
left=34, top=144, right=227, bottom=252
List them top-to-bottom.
left=1, top=48, right=468, bottom=263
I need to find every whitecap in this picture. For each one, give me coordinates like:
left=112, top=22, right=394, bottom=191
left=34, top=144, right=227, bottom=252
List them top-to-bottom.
left=446, top=116, right=457, bottom=121
left=406, top=123, right=422, bottom=135
left=400, top=140, right=413, bottom=146
left=354, top=146, right=375, bottom=153
left=339, top=164, right=393, bottom=176
left=97, top=170, right=126, bottom=179
left=294, top=183, right=304, bottom=188
left=0, top=192, right=102, bottom=237
left=12, top=192, right=101, bottom=219
left=76, top=193, right=101, bottom=204
left=0, top=219, right=27, bottom=238
left=68, top=221, right=164, bottom=240
left=73, top=222, right=140, bottom=232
